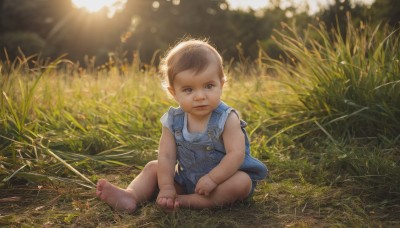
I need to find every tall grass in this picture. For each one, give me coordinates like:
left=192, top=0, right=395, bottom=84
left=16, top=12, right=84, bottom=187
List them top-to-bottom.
left=262, top=18, right=400, bottom=201
left=265, top=18, right=400, bottom=141
left=0, top=55, right=173, bottom=188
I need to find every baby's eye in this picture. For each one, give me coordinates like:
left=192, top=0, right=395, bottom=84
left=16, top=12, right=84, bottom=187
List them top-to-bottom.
left=205, top=84, right=214, bottom=89
left=183, top=88, right=192, bottom=93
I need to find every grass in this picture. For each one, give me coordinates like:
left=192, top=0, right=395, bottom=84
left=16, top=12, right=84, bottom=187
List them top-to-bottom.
left=1, top=20, right=400, bottom=227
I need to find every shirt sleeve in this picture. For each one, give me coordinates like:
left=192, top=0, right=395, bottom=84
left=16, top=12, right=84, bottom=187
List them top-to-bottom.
left=218, top=108, right=241, bottom=132
left=160, top=110, right=174, bottom=133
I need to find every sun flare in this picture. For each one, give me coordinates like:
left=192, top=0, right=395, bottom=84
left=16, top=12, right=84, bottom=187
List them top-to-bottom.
left=71, top=0, right=127, bottom=17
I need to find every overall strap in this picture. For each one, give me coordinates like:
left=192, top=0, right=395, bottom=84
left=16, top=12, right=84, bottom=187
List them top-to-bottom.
left=207, top=102, right=232, bottom=139
left=171, top=107, right=185, bottom=141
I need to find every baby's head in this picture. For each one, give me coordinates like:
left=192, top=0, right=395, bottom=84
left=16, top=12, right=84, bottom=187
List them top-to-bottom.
left=160, top=39, right=225, bottom=90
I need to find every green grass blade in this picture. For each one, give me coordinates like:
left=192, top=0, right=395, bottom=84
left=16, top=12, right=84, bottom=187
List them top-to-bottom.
left=39, top=142, right=95, bottom=188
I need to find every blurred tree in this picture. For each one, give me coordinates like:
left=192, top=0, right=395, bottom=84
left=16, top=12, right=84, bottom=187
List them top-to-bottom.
left=0, top=0, right=397, bottom=65
left=0, top=0, right=4, bottom=36
left=0, top=0, right=74, bottom=59
left=2, top=0, right=72, bottom=37
left=117, top=0, right=232, bottom=64
left=117, top=0, right=281, bottom=63
left=317, top=0, right=370, bottom=36
left=318, top=0, right=353, bottom=37
left=372, top=0, right=400, bottom=26
left=258, top=5, right=287, bottom=60
left=45, top=9, right=116, bottom=62
left=1, top=32, right=46, bottom=59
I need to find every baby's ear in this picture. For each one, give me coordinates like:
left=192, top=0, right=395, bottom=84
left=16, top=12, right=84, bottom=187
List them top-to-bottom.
left=221, top=78, right=225, bottom=88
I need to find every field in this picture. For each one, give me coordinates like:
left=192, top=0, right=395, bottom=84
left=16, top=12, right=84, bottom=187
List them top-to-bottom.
left=1, top=22, right=399, bottom=227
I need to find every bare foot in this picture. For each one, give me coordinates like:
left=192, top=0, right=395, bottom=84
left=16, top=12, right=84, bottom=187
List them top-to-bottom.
left=96, top=179, right=137, bottom=212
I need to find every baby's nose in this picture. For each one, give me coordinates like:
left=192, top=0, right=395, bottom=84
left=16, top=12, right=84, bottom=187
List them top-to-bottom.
left=194, top=90, right=206, bottom=100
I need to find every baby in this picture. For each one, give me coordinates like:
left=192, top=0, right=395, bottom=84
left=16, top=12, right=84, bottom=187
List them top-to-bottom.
left=96, top=39, right=268, bottom=211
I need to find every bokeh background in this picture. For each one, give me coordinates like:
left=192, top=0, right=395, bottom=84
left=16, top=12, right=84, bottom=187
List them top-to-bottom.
left=0, top=0, right=399, bottom=65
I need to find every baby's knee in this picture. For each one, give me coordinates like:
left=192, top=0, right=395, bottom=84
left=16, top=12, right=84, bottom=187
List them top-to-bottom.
left=143, top=160, right=158, bottom=174
left=234, top=172, right=252, bottom=198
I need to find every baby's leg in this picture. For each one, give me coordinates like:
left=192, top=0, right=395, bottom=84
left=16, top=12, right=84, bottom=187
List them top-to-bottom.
left=96, top=160, right=158, bottom=212
left=176, top=171, right=252, bottom=209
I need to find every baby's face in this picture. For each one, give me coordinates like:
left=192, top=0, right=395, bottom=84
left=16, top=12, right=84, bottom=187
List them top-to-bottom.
left=169, top=64, right=224, bottom=118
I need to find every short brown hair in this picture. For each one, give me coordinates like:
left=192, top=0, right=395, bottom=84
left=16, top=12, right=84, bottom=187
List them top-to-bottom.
left=160, top=39, right=225, bottom=88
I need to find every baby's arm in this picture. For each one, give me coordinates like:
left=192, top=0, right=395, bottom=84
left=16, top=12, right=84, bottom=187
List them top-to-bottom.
left=195, top=113, right=245, bottom=195
left=156, top=127, right=178, bottom=209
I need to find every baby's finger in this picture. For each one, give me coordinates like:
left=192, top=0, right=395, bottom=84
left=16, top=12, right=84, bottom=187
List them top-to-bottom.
left=156, top=197, right=166, bottom=207
left=160, top=198, right=171, bottom=208
left=166, top=198, right=175, bottom=209
left=174, top=199, right=180, bottom=209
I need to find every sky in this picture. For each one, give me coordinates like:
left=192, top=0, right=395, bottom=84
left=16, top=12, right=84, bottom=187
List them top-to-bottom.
left=227, top=0, right=375, bottom=14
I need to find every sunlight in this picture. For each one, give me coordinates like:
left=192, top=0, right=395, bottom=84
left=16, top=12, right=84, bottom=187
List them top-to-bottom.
left=71, top=0, right=127, bottom=17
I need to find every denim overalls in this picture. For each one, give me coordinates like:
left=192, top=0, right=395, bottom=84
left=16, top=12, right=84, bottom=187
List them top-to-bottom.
left=160, top=102, right=268, bottom=194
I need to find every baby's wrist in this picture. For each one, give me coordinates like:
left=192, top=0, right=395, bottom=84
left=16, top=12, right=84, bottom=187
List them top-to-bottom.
left=207, top=173, right=218, bottom=185
left=159, top=184, right=175, bottom=191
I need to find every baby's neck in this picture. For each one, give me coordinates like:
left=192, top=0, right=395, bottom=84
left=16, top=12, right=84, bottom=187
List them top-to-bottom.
left=186, top=113, right=211, bottom=133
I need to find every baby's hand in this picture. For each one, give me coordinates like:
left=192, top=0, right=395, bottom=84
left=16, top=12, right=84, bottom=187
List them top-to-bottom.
left=195, top=174, right=217, bottom=196
left=156, top=185, right=178, bottom=210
